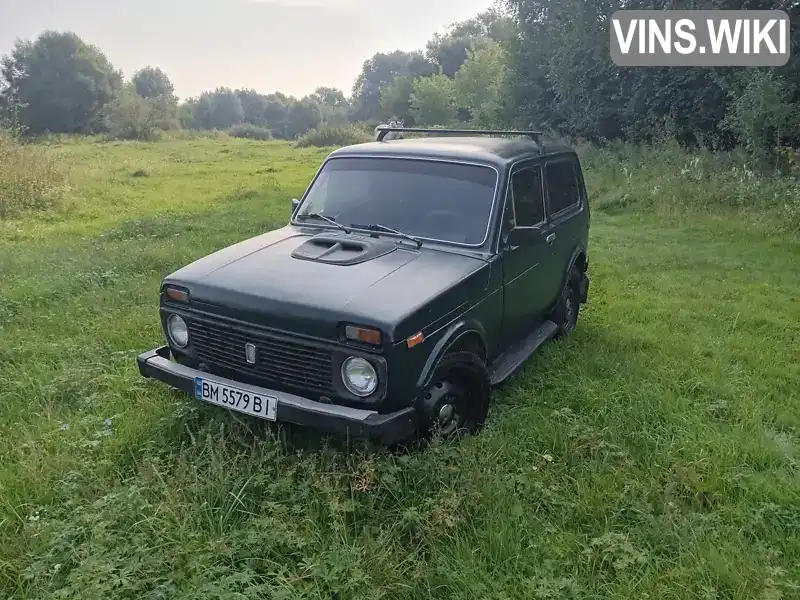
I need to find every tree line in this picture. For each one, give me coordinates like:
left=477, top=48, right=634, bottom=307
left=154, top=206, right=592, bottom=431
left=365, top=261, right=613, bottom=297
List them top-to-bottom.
left=1, top=1, right=798, bottom=160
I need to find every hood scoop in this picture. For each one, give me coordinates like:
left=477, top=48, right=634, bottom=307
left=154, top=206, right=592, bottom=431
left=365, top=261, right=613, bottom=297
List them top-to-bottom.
left=291, top=232, right=398, bottom=265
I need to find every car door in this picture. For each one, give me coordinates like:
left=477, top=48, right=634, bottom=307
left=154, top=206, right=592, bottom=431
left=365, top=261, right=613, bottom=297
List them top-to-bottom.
left=543, top=155, right=586, bottom=296
left=500, top=162, right=561, bottom=345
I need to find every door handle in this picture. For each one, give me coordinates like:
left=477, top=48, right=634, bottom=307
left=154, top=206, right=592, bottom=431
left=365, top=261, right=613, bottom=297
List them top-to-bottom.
left=546, top=233, right=556, bottom=245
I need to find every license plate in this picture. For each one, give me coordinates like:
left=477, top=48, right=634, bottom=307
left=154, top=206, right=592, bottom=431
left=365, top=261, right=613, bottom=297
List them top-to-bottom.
left=194, top=377, right=277, bottom=421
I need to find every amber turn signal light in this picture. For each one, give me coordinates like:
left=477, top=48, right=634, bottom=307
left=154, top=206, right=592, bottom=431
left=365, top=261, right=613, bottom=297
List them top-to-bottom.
left=164, top=286, right=189, bottom=303
left=345, top=325, right=382, bottom=345
left=406, top=331, right=425, bottom=348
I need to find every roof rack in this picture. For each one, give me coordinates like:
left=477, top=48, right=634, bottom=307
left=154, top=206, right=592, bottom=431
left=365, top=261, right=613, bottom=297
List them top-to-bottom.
left=375, top=126, right=544, bottom=151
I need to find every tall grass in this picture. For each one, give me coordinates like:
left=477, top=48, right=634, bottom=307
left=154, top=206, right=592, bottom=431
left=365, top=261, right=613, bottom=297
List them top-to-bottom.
left=159, top=128, right=231, bottom=141
left=0, top=130, right=69, bottom=219
left=578, top=140, right=800, bottom=232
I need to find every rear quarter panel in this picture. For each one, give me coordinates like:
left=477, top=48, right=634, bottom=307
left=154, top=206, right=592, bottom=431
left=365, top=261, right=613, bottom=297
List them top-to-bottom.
left=546, top=152, right=590, bottom=292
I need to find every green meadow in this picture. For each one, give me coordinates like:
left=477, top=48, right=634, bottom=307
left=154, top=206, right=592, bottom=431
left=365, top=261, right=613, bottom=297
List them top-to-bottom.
left=1, top=137, right=798, bottom=599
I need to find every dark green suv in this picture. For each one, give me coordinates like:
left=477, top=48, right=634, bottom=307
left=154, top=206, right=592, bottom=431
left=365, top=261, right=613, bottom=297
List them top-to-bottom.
left=137, top=128, right=590, bottom=443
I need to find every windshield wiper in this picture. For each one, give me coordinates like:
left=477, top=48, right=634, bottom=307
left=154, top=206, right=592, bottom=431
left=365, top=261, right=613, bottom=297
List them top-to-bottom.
left=296, top=212, right=350, bottom=234
left=349, top=223, right=423, bottom=249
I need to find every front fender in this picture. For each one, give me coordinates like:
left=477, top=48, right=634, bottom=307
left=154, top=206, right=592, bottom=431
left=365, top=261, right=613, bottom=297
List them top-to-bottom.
left=415, top=319, right=488, bottom=390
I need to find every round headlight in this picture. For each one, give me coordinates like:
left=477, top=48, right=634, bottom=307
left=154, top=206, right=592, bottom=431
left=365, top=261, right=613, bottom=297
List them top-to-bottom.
left=167, top=314, right=189, bottom=348
left=341, top=357, right=378, bottom=397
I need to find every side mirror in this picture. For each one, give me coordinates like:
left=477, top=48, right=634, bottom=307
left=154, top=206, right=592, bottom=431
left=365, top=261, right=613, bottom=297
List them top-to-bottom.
left=291, top=198, right=300, bottom=215
left=505, top=226, right=542, bottom=247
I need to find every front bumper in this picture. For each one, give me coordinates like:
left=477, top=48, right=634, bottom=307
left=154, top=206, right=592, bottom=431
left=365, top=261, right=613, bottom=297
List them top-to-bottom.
left=137, top=346, right=418, bottom=445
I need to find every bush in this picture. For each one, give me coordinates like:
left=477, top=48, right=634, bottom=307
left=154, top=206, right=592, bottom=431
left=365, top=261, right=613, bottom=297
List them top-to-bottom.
left=723, top=71, right=797, bottom=167
left=104, top=86, right=176, bottom=141
left=228, top=123, right=272, bottom=140
left=294, top=123, right=371, bottom=148
left=0, top=129, right=69, bottom=218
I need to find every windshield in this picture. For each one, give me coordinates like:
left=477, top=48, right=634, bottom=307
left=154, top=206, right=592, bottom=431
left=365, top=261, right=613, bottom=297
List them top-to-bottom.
left=296, top=157, right=498, bottom=245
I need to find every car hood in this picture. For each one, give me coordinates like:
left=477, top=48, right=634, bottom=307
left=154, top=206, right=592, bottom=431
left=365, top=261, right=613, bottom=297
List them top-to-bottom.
left=164, top=226, right=490, bottom=342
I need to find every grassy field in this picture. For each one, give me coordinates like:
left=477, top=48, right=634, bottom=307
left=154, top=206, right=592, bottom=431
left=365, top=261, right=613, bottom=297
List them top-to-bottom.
left=1, top=138, right=799, bottom=600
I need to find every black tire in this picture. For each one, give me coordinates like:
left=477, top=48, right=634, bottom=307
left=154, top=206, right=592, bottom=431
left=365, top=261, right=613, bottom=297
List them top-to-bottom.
left=552, top=267, right=581, bottom=339
left=420, top=351, right=490, bottom=440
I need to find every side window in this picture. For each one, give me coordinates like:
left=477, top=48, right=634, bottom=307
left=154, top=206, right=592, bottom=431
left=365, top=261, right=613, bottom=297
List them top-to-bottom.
left=545, top=160, right=580, bottom=215
left=510, top=166, right=545, bottom=227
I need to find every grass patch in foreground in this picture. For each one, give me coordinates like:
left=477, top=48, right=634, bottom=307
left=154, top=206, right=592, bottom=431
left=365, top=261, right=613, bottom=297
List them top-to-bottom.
left=0, top=138, right=798, bottom=599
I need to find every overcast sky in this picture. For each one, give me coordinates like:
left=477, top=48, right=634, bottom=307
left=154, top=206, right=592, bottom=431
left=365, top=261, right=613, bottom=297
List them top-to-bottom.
left=0, top=0, right=497, bottom=100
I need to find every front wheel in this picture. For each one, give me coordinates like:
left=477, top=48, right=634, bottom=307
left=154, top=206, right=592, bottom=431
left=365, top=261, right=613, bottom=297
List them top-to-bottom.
left=420, top=351, right=490, bottom=440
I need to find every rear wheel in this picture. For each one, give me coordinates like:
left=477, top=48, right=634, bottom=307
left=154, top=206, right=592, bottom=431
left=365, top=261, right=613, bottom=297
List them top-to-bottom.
left=553, top=267, right=581, bottom=338
left=420, top=351, right=490, bottom=440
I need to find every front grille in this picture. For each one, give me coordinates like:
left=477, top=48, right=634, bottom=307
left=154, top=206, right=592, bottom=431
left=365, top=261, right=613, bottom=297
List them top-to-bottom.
left=186, top=314, right=335, bottom=394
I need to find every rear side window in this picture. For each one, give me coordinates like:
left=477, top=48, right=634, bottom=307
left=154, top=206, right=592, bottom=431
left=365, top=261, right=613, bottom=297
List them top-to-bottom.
left=545, top=159, right=581, bottom=215
left=510, top=166, right=545, bottom=227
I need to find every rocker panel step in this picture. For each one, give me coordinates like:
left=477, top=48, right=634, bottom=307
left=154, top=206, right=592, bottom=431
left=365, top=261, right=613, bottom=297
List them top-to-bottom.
left=489, top=320, right=558, bottom=387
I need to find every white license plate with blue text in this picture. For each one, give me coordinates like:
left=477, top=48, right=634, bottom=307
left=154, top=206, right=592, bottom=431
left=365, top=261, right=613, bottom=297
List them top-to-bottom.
left=194, top=377, right=277, bottom=421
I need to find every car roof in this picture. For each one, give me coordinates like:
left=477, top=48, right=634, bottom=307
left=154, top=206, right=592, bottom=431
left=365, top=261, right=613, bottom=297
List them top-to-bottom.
left=328, top=136, right=575, bottom=169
